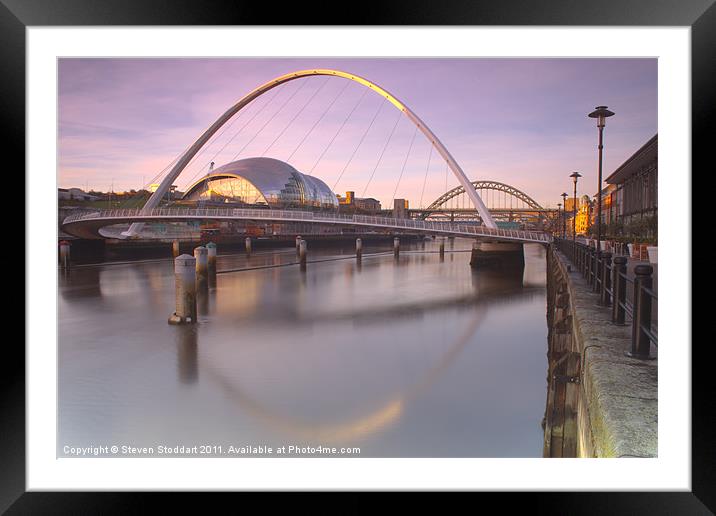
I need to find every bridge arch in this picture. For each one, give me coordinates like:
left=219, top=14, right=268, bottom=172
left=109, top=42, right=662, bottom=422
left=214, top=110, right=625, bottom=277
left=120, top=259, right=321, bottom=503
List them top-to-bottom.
left=125, top=69, right=496, bottom=236
left=420, top=180, right=543, bottom=219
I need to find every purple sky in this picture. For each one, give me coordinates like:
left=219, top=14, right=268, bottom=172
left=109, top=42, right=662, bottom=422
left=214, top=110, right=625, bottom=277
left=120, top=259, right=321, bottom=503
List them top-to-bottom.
left=58, top=58, right=657, bottom=209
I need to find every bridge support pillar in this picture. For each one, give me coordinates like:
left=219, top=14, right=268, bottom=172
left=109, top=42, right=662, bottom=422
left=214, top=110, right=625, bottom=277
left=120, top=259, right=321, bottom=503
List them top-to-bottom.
left=245, top=237, right=252, bottom=256
left=356, top=238, right=362, bottom=261
left=393, top=238, right=400, bottom=260
left=172, top=239, right=180, bottom=259
left=439, top=239, right=445, bottom=261
left=59, top=240, right=71, bottom=269
left=299, top=240, right=307, bottom=271
left=470, top=241, right=524, bottom=269
left=206, top=242, right=217, bottom=286
left=194, top=246, right=208, bottom=291
left=168, top=254, right=197, bottom=325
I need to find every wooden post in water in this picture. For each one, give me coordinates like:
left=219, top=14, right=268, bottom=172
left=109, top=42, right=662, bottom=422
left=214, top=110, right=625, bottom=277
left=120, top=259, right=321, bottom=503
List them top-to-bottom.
left=296, top=235, right=302, bottom=256
left=245, top=237, right=252, bottom=256
left=393, top=237, right=400, bottom=260
left=356, top=238, right=362, bottom=261
left=172, top=239, right=180, bottom=259
left=299, top=239, right=307, bottom=271
left=439, top=239, right=445, bottom=261
left=59, top=240, right=71, bottom=269
left=206, top=242, right=217, bottom=286
left=194, top=246, right=208, bottom=291
left=168, top=254, right=197, bottom=325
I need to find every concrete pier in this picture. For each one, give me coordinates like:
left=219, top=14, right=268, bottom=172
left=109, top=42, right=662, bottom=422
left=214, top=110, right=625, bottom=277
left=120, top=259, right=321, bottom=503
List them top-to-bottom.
left=245, top=237, right=252, bottom=256
left=393, top=237, right=400, bottom=259
left=356, top=238, right=362, bottom=261
left=299, top=239, right=307, bottom=271
left=439, top=239, right=445, bottom=261
left=59, top=240, right=71, bottom=269
left=469, top=241, right=524, bottom=268
left=194, top=246, right=208, bottom=291
left=168, top=254, right=197, bottom=325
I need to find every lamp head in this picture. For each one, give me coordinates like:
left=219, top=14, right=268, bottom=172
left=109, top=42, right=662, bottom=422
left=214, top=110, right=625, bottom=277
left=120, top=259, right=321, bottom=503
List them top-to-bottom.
left=588, top=105, right=615, bottom=127
left=570, top=171, right=582, bottom=184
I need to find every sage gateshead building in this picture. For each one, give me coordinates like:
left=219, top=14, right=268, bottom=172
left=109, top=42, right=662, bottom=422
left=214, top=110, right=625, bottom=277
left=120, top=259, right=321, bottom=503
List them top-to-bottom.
left=181, top=157, right=339, bottom=211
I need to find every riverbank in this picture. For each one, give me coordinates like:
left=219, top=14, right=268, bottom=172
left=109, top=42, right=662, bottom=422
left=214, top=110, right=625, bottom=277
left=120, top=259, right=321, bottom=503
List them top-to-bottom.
left=544, top=245, right=657, bottom=458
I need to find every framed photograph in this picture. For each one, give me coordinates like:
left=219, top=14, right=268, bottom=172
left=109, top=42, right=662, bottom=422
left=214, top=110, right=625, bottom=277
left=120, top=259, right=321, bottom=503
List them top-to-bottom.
left=8, top=0, right=707, bottom=509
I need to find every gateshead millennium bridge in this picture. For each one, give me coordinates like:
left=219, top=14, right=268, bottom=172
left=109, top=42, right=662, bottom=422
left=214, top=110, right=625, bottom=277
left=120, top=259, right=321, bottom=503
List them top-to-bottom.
left=61, top=69, right=552, bottom=245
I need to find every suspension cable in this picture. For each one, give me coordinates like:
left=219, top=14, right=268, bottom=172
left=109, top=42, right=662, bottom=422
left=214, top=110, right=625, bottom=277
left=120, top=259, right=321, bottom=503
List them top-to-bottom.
left=261, top=77, right=329, bottom=157
left=230, top=79, right=309, bottom=162
left=287, top=80, right=349, bottom=163
left=181, top=86, right=282, bottom=189
left=310, top=88, right=368, bottom=175
left=121, top=89, right=268, bottom=207
left=332, top=96, right=386, bottom=192
left=178, top=98, right=258, bottom=189
left=361, top=109, right=402, bottom=198
left=392, top=124, right=418, bottom=206
left=419, top=143, right=433, bottom=210
left=118, top=147, right=185, bottom=208
left=445, top=162, right=448, bottom=199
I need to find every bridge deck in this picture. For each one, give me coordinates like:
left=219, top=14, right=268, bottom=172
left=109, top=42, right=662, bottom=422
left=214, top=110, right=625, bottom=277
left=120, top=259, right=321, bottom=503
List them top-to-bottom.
left=62, top=208, right=553, bottom=244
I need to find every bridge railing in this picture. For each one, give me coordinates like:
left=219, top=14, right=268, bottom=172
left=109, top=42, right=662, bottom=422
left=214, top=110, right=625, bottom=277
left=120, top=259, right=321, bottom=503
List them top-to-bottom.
left=62, top=207, right=552, bottom=243
left=554, top=237, right=657, bottom=359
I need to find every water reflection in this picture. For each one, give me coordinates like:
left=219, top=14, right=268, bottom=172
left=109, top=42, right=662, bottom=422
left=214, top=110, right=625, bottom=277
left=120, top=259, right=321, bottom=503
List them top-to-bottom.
left=59, top=239, right=548, bottom=457
left=176, top=325, right=198, bottom=385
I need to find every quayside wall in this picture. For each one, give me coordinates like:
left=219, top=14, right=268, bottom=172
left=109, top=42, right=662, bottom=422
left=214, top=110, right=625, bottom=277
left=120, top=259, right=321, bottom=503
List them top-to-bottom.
left=543, top=245, right=657, bottom=458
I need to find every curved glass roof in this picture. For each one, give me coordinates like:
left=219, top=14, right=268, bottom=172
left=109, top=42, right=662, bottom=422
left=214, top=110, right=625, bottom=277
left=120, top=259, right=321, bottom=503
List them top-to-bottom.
left=182, top=157, right=338, bottom=209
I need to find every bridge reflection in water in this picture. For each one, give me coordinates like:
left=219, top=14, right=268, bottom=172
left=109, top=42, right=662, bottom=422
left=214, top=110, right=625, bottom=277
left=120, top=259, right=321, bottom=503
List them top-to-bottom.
left=58, top=240, right=547, bottom=457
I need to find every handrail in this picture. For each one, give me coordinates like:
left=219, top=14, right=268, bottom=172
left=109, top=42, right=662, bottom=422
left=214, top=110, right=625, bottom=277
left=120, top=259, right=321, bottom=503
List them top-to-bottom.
left=62, top=208, right=553, bottom=243
left=553, top=237, right=657, bottom=357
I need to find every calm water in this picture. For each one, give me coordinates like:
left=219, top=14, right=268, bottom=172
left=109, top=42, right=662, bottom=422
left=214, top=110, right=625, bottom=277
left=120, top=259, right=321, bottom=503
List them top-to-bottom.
left=58, top=238, right=548, bottom=457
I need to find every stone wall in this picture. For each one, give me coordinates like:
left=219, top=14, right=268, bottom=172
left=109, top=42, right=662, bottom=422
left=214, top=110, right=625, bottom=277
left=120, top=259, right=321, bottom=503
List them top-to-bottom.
left=543, top=245, right=657, bottom=458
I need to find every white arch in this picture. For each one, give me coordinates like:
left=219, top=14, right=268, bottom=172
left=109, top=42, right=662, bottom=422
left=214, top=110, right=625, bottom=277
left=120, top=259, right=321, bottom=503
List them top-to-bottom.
left=124, top=69, right=496, bottom=236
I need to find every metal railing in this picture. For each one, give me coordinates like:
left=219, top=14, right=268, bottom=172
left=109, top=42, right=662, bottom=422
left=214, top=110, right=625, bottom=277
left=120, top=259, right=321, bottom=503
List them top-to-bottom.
left=62, top=207, right=553, bottom=243
left=554, top=238, right=657, bottom=359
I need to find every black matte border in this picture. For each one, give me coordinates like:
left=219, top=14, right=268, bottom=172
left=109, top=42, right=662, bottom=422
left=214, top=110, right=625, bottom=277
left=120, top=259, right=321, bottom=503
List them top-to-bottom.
left=8, top=0, right=710, bottom=511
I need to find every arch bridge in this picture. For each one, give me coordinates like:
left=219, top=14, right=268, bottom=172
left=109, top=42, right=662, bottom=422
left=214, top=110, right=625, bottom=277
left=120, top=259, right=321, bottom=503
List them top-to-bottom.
left=64, top=68, right=553, bottom=245
left=124, top=68, right=497, bottom=237
left=414, top=180, right=557, bottom=225
left=62, top=208, right=552, bottom=244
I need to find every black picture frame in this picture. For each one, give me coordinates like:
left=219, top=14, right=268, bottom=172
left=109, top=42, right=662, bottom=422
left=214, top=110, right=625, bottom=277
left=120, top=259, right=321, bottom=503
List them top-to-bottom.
left=6, top=0, right=707, bottom=510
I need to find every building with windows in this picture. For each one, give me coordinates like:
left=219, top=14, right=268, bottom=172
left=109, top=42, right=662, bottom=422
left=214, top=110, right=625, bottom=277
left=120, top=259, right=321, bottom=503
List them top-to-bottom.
left=604, top=134, right=657, bottom=226
left=181, top=157, right=339, bottom=210
left=592, top=183, right=618, bottom=227
left=58, top=188, right=100, bottom=202
left=336, top=191, right=382, bottom=213
left=577, top=195, right=592, bottom=235
left=393, top=198, right=409, bottom=219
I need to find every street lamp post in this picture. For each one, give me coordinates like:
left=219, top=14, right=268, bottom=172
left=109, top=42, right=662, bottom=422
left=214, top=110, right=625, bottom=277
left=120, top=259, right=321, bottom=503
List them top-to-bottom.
left=588, top=105, right=615, bottom=257
left=569, top=172, right=582, bottom=245
left=561, top=192, right=568, bottom=239
left=557, top=203, right=562, bottom=238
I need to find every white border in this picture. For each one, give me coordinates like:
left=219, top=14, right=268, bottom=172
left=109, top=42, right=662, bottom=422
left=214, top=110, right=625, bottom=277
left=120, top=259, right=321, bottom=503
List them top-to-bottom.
left=28, top=27, right=690, bottom=490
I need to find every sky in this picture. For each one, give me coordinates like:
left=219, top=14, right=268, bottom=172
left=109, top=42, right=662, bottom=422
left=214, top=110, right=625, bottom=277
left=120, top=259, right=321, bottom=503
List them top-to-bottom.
left=58, top=58, right=657, bottom=209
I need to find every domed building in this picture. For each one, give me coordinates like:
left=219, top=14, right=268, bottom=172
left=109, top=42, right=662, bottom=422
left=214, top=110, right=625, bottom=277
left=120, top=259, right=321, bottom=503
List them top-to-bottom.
left=182, top=157, right=338, bottom=210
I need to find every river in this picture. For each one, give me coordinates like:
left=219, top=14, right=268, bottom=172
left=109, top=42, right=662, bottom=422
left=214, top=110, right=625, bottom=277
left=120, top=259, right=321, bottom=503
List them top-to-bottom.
left=58, top=238, right=547, bottom=457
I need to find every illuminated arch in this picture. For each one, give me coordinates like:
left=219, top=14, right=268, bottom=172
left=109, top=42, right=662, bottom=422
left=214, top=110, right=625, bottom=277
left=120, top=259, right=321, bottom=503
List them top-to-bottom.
left=124, top=69, right=496, bottom=236
left=420, top=180, right=543, bottom=219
